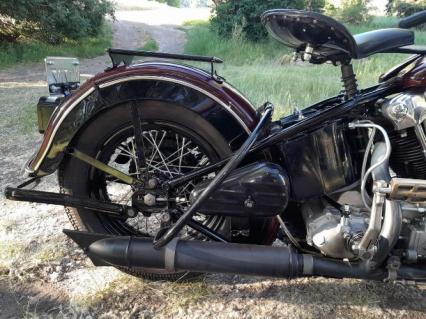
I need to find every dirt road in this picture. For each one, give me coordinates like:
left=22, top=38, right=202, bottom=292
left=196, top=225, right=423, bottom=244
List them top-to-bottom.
left=1, top=6, right=426, bottom=319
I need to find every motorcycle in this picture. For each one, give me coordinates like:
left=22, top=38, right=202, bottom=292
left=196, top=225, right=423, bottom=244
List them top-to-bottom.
left=5, top=9, right=426, bottom=283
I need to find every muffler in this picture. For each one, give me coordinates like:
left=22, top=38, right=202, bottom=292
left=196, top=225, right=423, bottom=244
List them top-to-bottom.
left=64, top=229, right=397, bottom=280
left=64, top=230, right=302, bottom=277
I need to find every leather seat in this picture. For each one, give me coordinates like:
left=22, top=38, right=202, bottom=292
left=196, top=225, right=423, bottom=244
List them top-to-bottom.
left=262, top=9, right=415, bottom=62
left=354, top=28, right=414, bottom=59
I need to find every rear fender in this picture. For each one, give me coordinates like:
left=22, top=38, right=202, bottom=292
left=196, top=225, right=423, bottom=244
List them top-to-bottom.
left=26, top=62, right=259, bottom=176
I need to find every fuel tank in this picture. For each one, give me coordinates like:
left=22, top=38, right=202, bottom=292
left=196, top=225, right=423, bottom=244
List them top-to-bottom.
left=380, top=55, right=426, bottom=89
left=190, top=162, right=290, bottom=217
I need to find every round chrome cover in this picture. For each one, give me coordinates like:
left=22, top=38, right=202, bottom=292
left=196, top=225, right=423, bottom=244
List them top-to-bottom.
left=382, top=92, right=426, bottom=130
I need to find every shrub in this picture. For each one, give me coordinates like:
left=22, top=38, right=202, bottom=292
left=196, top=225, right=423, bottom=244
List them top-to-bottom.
left=0, top=0, right=115, bottom=44
left=157, top=0, right=181, bottom=7
left=210, top=0, right=325, bottom=42
left=326, top=0, right=372, bottom=25
left=387, top=0, right=426, bottom=17
left=0, top=23, right=112, bottom=69
left=142, top=37, right=159, bottom=51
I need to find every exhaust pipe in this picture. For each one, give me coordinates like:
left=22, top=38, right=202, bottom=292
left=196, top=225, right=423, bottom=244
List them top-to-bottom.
left=370, top=142, right=402, bottom=268
left=64, top=230, right=400, bottom=281
left=64, top=230, right=302, bottom=277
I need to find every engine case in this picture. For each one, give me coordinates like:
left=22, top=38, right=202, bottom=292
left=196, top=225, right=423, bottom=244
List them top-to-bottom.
left=190, top=162, right=289, bottom=217
left=302, top=195, right=368, bottom=259
left=399, top=203, right=426, bottom=263
left=403, top=223, right=426, bottom=262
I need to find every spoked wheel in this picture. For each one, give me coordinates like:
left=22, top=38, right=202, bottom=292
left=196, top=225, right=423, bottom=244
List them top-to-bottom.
left=59, top=101, right=231, bottom=280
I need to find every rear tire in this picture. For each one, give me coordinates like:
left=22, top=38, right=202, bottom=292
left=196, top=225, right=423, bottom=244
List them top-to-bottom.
left=59, top=101, right=232, bottom=280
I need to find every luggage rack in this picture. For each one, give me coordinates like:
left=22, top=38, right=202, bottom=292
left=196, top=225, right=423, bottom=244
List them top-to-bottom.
left=107, top=48, right=223, bottom=76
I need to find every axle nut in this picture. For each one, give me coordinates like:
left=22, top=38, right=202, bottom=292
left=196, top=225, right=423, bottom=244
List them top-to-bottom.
left=144, top=193, right=156, bottom=206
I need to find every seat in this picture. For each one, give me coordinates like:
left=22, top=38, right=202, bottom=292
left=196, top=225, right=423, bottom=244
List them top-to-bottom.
left=261, top=9, right=414, bottom=62
left=354, top=28, right=414, bottom=59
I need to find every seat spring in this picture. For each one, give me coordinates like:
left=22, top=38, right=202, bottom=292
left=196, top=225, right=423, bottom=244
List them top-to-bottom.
left=341, top=64, right=358, bottom=99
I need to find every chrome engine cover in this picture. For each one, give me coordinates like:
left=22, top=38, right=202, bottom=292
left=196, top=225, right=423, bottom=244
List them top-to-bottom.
left=382, top=91, right=426, bottom=130
left=381, top=92, right=426, bottom=262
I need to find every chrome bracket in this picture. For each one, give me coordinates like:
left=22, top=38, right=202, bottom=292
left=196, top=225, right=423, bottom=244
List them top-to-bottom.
left=353, top=180, right=387, bottom=259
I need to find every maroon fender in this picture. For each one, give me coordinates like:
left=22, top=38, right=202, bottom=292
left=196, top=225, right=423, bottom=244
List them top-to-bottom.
left=26, top=62, right=259, bottom=176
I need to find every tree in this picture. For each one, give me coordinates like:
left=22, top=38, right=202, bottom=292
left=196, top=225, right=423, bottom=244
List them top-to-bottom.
left=0, top=0, right=115, bottom=44
left=157, top=0, right=181, bottom=7
left=210, top=0, right=324, bottom=41
left=338, top=0, right=372, bottom=25
left=387, top=0, right=426, bottom=17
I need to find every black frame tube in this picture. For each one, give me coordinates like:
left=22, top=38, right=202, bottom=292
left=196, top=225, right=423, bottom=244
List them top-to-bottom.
left=130, top=100, right=148, bottom=171
left=153, top=104, right=273, bottom=248
left=4, top=185, right=230, bottom=241
left=4, top=187, right=129, bottom=217
left=187, top=220, right=228, bottom=243
left=312, top=258, right=386, bottom=280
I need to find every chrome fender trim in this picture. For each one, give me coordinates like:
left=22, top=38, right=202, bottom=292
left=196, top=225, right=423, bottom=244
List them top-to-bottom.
left=27, top=74, right=254, bottom=175
left=98, top=76, right=251, bottom=134
left=29, top=87, right=95, bottom=173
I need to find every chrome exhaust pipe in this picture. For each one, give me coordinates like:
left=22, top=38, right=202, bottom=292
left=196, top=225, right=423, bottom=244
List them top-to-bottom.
left=369, top=142, right=402, bottom=267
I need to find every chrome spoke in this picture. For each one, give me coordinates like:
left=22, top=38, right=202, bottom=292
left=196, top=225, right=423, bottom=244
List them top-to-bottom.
left=102, top=126, right=216, bottom=237
left=144, top=130, right=167, bottom=166
left=146, top=131, right=173, bottom=177
left=177, top=135, right=186, bottom=174
left=130, top=138, right=141, bottom=176
left=147, top=140, right=193, bottom=170
left=117, top=146, right=135, bottom=158
left=148, top=146, right=199, bottom=171
left=147, top=160, right=201, bottom=170
left=146, top=164, right=180, bottom=176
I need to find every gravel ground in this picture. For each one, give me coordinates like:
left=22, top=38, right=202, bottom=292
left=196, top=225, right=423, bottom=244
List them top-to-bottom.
left=1, top=5, right=426, bottom=319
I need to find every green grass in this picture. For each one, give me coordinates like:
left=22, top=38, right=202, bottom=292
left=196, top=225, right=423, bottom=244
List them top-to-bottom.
left=184, top=18, right=426, bottom=117
left=185, top=21, right=287, bottom=66
left=0, top=23, right=113, bottom=70
left=141, top=36, right=159, bottom=51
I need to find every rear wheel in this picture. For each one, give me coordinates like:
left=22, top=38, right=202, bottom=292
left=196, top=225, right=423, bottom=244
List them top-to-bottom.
left=59, top=101, right=232, bottom=280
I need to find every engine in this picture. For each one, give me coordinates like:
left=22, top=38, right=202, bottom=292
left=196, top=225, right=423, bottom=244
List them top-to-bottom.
left=191, top=91, right=426, bottom=263
left=295, top=91, right=426, bottom=262
left=382, top=91, right=426, bottom=263
left=278, top=119, right=371, bottom=259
